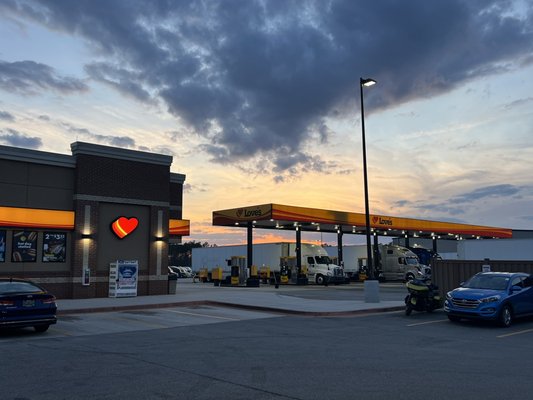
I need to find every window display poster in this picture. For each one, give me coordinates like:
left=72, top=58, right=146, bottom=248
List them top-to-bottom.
left=0, top=230, right=5, bottom=262
left=12, top=231, right=37, bottom=262
left=43, top=232, right=67, bottom=262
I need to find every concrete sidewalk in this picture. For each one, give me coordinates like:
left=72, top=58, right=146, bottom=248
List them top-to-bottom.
left=56, top=281, right=406, bottom=316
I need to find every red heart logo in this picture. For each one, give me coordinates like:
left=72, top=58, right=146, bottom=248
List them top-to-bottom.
left=236, top=209, right=243, bottom=217
left=372, top=216, right=379, bottom=224
left=111, top=217, right=139, bottom=239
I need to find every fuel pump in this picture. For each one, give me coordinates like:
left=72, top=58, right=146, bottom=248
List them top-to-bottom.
left=230, top=256, right=246, bottom=285
left=279, top=257, right=290, bottom=284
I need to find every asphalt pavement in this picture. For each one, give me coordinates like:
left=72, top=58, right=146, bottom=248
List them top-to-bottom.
left=56, top=280, right=406, bottom=316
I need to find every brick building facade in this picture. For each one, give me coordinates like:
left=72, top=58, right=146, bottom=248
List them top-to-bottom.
left=0, top=142, right=189, bottom=299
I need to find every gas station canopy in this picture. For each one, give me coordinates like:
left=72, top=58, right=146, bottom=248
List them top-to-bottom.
left=213, top=203, right=513, bottom=240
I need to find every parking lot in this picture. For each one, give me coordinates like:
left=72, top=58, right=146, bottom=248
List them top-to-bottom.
left=2, top=282, right=533, bottom=399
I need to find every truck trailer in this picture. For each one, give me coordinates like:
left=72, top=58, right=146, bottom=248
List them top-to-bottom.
left=192, top=242, right=344, bottom=285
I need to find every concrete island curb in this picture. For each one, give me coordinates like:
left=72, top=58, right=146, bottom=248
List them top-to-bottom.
left=57, top=300, right=406, bottom=317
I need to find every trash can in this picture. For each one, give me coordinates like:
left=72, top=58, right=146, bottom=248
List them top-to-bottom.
left=168, top=273, right=178, bottom=294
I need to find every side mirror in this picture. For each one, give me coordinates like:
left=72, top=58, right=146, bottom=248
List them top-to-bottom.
left=511, top=285, right=522, bottom=293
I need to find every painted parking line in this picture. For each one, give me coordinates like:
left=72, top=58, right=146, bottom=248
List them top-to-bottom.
left=162, top=309, right=241, bottom=321
left=108, top=314, right=171, bottom=329
left=407, top=319, right=448, bottom=327
left=497, top=328, right=533, bottom=338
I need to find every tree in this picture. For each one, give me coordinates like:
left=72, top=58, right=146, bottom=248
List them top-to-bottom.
left=168, top=241, right=207, bottom=266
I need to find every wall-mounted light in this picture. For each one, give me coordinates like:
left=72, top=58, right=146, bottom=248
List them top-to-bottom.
left=81, top=233, right=92, bottom=239
left=154, top=236, right=165, bottom=242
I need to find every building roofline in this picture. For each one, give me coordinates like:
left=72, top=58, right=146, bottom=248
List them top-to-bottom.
left=70, top=141, right=173, bottom=166
left=0, top=145, right=75, bottom=168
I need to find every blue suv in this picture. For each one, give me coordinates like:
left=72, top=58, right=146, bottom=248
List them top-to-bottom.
left=444, top=272, right=533, bottom=327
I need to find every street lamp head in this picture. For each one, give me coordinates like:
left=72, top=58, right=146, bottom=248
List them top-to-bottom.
left=361, top=78, right=377, bottom=87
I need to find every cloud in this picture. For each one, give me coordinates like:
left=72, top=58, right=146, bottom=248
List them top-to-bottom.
left=3, top=0, right=533, bottom=173
left=0, top=60, right=88, bottom=95
left=0, top=110, right=15, bottom=121
left=60, top=122, right=136, bottom=148
left=0, top=128, right=42, bottom=148
left=393, top=184, right=528, bottom=220
left=450, top=184, right=523, bottom=203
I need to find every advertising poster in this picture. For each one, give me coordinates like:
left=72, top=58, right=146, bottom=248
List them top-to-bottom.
left=0, top=230, right=5, bottom=262
left=12, top=231, right=37, bottom=262
left=43, top=232, right=67, bottom=262
left=117, top=260, right=138, bottom=297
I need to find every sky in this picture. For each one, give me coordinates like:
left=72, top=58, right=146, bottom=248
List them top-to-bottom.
left=1, top=0, right=532, bottom=246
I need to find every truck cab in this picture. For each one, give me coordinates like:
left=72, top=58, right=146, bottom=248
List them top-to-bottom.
left=378, top=244, right=431, bottom=282
left=302, top=245, right=344, bottom=285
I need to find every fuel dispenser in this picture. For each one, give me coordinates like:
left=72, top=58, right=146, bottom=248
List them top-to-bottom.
left=230, top=256, right=247, bottom=286
left=279, top=257, right=292, bottom=284
left=246, top=264, right=260, bottom=287
left=259, top=265, right=270, bottom=284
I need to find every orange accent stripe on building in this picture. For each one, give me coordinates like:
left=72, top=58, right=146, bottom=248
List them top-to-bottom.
left=0, top=206, right=75, bottom=230
left=169, top=219, right=190, bottom=236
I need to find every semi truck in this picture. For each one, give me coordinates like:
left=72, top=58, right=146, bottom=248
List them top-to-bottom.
left=192, top=242, right=344, bottom=285
left=333, top=244, right=431, bottom=282
left=407, top=246, right=441, bottom=267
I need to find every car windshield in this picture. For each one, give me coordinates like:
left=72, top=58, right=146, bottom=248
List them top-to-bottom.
left=463, top=275, right=510, bottom=290
left=0, top=281, right=43, bottom=294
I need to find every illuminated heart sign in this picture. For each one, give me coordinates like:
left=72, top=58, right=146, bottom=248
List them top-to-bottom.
left=372, top=216, right=379, bottom=224
left=111, top=217, right=139, bottom=239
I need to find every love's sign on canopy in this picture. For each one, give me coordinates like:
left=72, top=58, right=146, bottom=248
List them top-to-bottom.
left=111, top=217, right=139, bottom=239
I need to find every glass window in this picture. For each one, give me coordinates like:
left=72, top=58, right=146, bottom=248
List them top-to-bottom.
left=0, top=230, right=5, bottom=262
left=12, top=231, right=37, bottom=262
left=42, top=232, right=67, bottom=263
left=0, top=281, right=44, bottom=294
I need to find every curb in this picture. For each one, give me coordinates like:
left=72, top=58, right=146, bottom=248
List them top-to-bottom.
left=57, top=300, right=405, bottom=317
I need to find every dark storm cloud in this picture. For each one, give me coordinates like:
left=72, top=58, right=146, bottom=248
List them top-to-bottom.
left=3, top=0, right=533, bottom=172
left=0, top=60, right=88, bottom=95
left=0, top=111, right=15, bottom=121
left=61, top=122, right=136, bottom=149
left=0, top=128, right=42, bottom=148
left=394, top=184, right=526, bottom=217
left=451, top=184, right=522, bottom=203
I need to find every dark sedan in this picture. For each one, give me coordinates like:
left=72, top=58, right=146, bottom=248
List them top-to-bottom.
left=0, top=278, right=57, bottom=333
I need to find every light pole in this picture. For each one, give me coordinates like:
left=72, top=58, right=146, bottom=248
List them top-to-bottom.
left=360, top=77, right=376, bottom=279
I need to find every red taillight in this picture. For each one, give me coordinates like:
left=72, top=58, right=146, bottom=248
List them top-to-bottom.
left=42, top=296, right=56, bottom=304
left=0, top=300, right=15, bottom=306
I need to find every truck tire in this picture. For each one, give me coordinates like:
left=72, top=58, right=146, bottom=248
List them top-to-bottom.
left=315, top=274, right=325, bottom=285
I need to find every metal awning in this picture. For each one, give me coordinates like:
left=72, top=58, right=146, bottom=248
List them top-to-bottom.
left=212, top=203, right=513, bottom=240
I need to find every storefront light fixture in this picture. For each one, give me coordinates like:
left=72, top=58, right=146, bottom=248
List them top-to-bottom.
left=81, top=233, right=92, bottom=239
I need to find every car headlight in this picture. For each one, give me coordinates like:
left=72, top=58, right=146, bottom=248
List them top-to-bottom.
left=446, top=291, right=453, bottom=300
left=480, top=295, right=501, bottom=303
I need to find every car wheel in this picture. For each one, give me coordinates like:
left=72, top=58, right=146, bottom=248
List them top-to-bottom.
left=315, top=274, right=325, bottom=285
left=499, top=305, right=513, bottom=328
left=447, top=315, right=460, bottom=322
left=34, top=325, right=50, bottom=333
